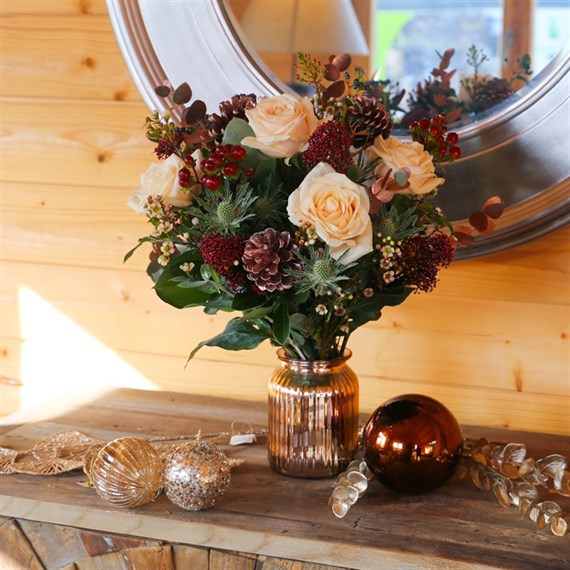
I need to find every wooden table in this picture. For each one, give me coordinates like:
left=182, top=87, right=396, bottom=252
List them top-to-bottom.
left=1, top=387, right=568, bottom=570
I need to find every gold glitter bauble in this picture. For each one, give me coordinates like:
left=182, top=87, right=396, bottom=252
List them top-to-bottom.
left=91, top=437, right=163, bottom=508
left=163, top=439, right=232, bottom=511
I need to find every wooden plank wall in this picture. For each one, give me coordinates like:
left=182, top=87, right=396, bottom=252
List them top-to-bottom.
left=1, top=1, right=568, bottom=435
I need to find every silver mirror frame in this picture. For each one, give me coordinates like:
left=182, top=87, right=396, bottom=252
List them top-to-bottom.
left=107, top=0, right=569, bottom=259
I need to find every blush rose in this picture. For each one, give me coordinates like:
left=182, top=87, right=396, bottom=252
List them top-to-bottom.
left=241, top=94, right=318, bottom=159
left=371, top=136, right=445, bottom=195
left=128, top=153, right=197, bottom=213
left=287, top=162, right=373, bottom=264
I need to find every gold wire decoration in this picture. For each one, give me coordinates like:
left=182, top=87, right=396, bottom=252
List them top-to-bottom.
left=0, top=428, right=267, bottom=476
left=0, top=431, right=104, bottom=475
left=90, top=437, right=164, bottom=508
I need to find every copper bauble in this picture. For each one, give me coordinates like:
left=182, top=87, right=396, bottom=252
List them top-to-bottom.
left=363, top=394, right=463, bottom=494
left=91, top=437, right=163, bottom=508
left=163, top=440, right=232, bottom=511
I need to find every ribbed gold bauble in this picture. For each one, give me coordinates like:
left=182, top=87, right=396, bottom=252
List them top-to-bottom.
left=91, top=437, right=163, bottom=508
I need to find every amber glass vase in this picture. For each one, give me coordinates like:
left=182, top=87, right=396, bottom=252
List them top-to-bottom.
left=268, top=349, right=359, bottom=478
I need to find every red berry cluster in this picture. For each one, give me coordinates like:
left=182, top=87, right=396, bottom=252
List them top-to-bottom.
left=408, top=115, right=461, bottom=162
left=177, top=144, right=249, bottom=191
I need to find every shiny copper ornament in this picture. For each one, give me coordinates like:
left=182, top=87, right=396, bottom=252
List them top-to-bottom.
left=363, top=394, right=463, bottom=494
left=91, top=437, right=163, bottom=508
left=163, top=439, right=232, bottom=511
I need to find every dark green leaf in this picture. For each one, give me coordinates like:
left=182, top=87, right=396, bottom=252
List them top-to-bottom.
left=249, top=157, right=278, bottom=187
left=123, top=237, right=154, bottom=263
left=154, top=251, right=213, bottom=309
left=200, top=264, right=213, bottom=280
left=169, top=276, right=219, bottom=294
left=349, top=287, right=412, bottom=331
left=293, top=290, right=311, bottom=305
left=232, top=291, right=265, bottom=311
left=205, top=292, right=234, bottom=311
left=272, top=300, right=290, bottom=345
left=240, top=306, right=273, bottom=320
left=289, top=313, right=308, bottom=331
left=187, top=318, right=270, bottom=361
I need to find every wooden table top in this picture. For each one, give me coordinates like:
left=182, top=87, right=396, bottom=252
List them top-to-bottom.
left=1, top=387, right=568, bottom=570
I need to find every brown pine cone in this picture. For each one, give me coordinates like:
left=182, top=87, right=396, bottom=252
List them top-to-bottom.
left=472, top=78, right=514, bottom=113
left=208, top=94, right=257, bottom=144
left=346, top=96, right=393, bottom=148
left=242, top=229, right=301, bottom=292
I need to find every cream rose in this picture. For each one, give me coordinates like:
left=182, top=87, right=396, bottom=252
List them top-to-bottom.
left=241, top=94, right=318, bottom=159
left=371, top=136, right=445, bottom=195
left=128, top=153, right=194, bottom=213
left=287, top=162, right=373, bottom=264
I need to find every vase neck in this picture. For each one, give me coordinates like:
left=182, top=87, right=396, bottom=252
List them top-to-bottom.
left=277, top=349, right=352, bottom=372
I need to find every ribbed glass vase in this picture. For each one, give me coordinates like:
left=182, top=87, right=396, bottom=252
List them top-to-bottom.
left=268, top=349, right=359, bottom=478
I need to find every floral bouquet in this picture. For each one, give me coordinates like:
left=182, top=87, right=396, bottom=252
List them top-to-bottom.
left=127, top=53, right=486, bottom=362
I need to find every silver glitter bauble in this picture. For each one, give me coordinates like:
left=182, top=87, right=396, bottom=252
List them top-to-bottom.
left=91, top=437, right=163, bottom=508
left=163, top=439, right=232, bottom=511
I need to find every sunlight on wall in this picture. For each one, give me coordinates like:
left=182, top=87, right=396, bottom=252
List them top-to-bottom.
left=18, top=286, right=156, bottom=410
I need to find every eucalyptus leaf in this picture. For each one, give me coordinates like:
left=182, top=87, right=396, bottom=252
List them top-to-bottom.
left=222, top=118, right=264, bottom=167
left=394, top=170, right=409, bottom=186
left=289, top=313, right=309, bottom=331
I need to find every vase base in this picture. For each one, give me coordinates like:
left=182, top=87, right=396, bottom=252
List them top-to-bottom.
left=269, top=457, right=347, bottom=479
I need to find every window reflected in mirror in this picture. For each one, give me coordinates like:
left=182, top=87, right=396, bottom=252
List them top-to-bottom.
left=226, top=0, right=569, bottom=126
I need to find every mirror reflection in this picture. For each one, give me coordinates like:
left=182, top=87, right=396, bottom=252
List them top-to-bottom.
left=226, top=0, right=568, bottom=125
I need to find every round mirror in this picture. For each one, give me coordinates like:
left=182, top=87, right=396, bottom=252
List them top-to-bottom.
left=107, top=0, right=569, bottom=259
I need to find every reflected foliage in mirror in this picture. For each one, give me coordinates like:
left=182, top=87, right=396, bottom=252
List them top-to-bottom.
left=107, top=0, right=569, bottom=258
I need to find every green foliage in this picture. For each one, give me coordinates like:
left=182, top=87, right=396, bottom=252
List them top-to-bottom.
left=186, top=180, right=257, bottom=235
left=187, top=317, right=270, bottom=362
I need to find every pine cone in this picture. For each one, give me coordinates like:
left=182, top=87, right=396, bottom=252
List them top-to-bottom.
left=472, top=78, right=514, bottom=113
left=207, top=94, right=257, bottom=144
left=346, top=96, right=393, bottom=148
left=242, top=229, right=301, bottom=292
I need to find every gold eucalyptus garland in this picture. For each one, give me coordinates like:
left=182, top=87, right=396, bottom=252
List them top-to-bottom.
left=1, top=430, right=567, bottom=535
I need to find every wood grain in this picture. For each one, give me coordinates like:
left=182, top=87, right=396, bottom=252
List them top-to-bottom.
left=1, top=0, right=108, bottom=15
left=0, top=3, right=567, bottom=439
left=1, top=15, right=137, bottom=101
left=1, top=99, right=151, bottom=189
left=0, top=389, right=568, bottom=570
left=0, top=519, right=45, bottom=570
